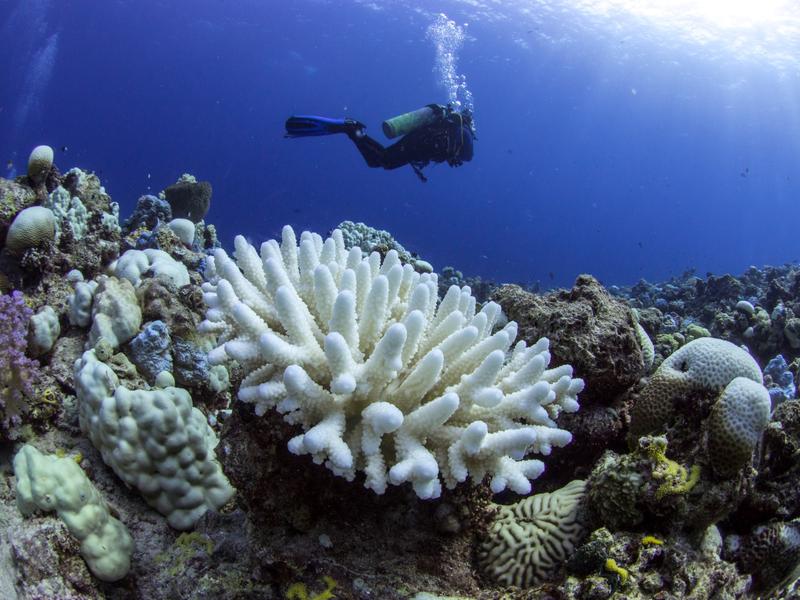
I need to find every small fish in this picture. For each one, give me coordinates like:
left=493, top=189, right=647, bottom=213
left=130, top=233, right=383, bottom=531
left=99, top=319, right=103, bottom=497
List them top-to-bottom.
left=60, top=145, right=68, bottom=152
left=740, top=167, right=749, bottom=178
left=637, top=241, right=643, bottom=248
left=548, top=271, right=554, bottom=280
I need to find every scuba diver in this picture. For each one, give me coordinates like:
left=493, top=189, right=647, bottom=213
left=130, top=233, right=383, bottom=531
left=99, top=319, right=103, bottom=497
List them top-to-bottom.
left=285, top=104, right=475, bottom=182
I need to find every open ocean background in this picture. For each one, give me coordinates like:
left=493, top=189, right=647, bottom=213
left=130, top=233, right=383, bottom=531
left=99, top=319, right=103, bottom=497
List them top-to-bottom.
left=1, top=0, right=799, bottom=290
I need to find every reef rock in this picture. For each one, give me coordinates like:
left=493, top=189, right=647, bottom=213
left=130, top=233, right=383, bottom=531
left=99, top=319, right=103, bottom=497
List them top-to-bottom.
left=492, top=275, right=645, bottom=405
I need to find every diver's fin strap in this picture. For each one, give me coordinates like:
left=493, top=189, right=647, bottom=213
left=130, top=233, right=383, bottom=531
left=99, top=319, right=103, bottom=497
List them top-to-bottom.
left=411, top=162, right=428, bottom=182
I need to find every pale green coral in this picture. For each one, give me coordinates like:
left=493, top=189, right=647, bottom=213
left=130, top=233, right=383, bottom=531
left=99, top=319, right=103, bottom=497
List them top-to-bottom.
left=42, top=185, right=89, bottom=242
left=684, top=324, right=711, bottom=342
left=14, top=444, right=133, bottom=582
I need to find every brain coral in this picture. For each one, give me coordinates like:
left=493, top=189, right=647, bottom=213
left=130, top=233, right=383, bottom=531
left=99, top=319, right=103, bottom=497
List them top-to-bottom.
left=27, top=145, right=54, bottom=185
left=6, top=206, right=56, bottom=254
left=199, top=226, right=583, bottom=499
left=630, top=337, right=763, bottom=438
left=708, top=376, right=771, bottom=477
left=478, top=479, right=587, bottom=587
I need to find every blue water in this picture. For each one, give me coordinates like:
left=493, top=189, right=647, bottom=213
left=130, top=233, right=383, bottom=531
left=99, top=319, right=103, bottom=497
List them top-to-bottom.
left=2, top=0, right=799, bottom=289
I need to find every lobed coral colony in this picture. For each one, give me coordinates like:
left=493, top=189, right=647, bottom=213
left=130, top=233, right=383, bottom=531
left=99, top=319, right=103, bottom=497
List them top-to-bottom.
left=0, top=146, right=798, bottom=599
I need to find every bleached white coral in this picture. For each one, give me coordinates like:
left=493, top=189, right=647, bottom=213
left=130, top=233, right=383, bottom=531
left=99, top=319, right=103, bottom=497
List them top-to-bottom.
left=199, top=226, right=583, bottom=499
left=114, top=248, right=190, bottom=288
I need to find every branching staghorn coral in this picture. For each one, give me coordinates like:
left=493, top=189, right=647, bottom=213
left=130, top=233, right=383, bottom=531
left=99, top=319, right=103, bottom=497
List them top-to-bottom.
left=199, top=226, right=583, bottom=499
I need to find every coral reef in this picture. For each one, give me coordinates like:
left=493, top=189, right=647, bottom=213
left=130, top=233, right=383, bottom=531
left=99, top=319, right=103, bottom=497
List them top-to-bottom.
left=26, top=145, right=54, bottom=187
left=4, top=150, right=800, bottom=599
left=122, top=194, right=172, bottom=235
left=5, top=206, right=56, bottom=254
left=613, top=264, right=800, bottom=372
left=438, top=266, right=498, bottom=304
left=493, top=276, right=645, bottom=485
left=629, top=337, right=763, bottom=438
left=725, top=519, right=800, bottom=596
left=563, top=527, right=751, bottom=598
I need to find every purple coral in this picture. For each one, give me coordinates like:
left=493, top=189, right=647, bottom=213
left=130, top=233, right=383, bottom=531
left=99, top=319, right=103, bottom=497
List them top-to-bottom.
left=0, top=290, right=39, bottom=433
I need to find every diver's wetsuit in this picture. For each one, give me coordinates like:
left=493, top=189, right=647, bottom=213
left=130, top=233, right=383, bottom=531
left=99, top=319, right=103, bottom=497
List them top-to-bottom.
left=346, top=110, right=474, bottom=182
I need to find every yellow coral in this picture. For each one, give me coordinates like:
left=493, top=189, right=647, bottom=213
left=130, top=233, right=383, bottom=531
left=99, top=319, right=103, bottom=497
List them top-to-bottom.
left=40, top=387, right=59, bottom=405
left=644, top=437, right=700, bottom=499
left=54, top=448, right=83, bottom=464
left=176, top=531, right=213, bottom=556
left=154, top=532, right=214, bottom=577
left=641, top=535, right=664, bottom=546
left=604, top=558, right=629, bottom=584
left=286, top=576, right=338, bottom=600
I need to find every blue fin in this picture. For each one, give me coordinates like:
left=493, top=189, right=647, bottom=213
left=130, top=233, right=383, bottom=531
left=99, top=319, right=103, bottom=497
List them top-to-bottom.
left=285, top=115, right=348, bottom=137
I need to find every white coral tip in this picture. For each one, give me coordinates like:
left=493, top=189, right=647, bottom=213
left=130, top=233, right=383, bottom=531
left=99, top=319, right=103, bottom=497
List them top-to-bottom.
left=207, top=346, right=229, bottom=365
left=283, top=364, right=308, bottom=393
left=331, top=374, right=356, bottom=395
left=475, top=388, right=504, bottom=408
left=363, top=402, right=404, bottom=434
left=462, top=421, right=488, bottom=455
left=287, top=435, right=305, bottom=455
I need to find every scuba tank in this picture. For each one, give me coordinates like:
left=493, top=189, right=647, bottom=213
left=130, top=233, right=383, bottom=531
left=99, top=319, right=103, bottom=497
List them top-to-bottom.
left=382, top=105, right=443, bottom=139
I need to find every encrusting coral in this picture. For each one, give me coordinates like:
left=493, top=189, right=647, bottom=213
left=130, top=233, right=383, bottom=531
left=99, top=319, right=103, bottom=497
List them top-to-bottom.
left=199, top=225, right=584, bottom=499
